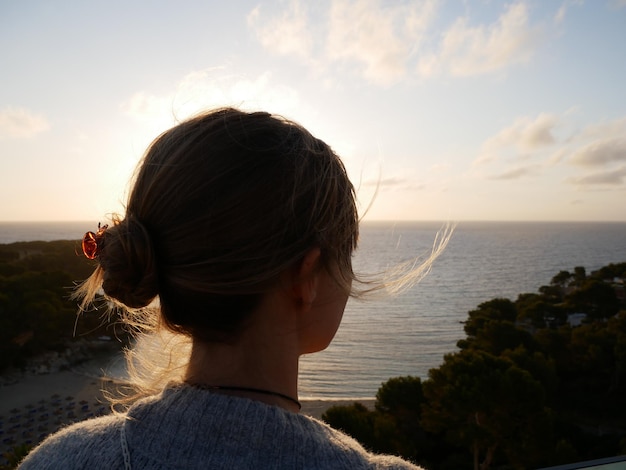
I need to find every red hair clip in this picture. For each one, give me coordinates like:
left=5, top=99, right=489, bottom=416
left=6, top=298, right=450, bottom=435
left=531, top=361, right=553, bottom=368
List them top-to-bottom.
left=82, top=223, right=108, bottom=260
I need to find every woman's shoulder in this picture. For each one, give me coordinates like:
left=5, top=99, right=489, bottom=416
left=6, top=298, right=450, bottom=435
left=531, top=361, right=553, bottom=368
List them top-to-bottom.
left=18, top=413, right=127, bottom=469
left=299, top=416, right=424, bottom=469
left=366, top=454, right=425, bottom=469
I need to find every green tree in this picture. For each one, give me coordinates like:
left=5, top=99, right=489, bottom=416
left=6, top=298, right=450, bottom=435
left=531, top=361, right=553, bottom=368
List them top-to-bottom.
left=0, top=240, right=118, bottom=371
left=326, top=262, right=626, bottom=468
left=593, top=262, right=626, bottom=281
left=573, top=266, right=587, bottom=285
left=551, top=270, right=573, bottom=286
left=564, top=279, right=620, bottom=319
left=538, top=284, right=563, bottom=302
left=516, top=292, right=565, bottom=328
left=463, top=298, right=517, bottom=337
left=502, top=346, right=559, bottom=404
left=422, top=349, right=552, bottom=470
left=374, top=376, right=431, bottom=461
left=322, top=378, right=440, bottom=465
left=322, top=402, right=379, bottom=450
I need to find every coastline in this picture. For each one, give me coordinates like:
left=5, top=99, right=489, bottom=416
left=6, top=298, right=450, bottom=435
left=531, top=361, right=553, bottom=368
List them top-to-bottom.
left=0, top=368, right=374, bottom=463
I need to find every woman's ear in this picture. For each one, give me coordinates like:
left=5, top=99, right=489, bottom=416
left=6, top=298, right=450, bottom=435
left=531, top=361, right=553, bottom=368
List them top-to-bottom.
left=292, top=248, right=321, bottom=307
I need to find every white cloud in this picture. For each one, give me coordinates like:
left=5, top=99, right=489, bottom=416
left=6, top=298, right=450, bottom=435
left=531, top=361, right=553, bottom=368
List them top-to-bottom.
left=247, top=0, right=438, bottom=86
left=326, top=0, right=437, bottom=85
left=554, top=0, right=583, bottom=25
left=248, top=1, right=549, bottom=84
left=247, top=2, right=313, bottom=60
left=418, top=2, right=541, bottom=77
left=554, top=4, right=566, bottom=24
left=122, top=70, right=301, bottom=124
left=122, top=91, right=174, bottom=121
left=0, top=107, right=50, bottom=139
left=476, top=113, right=558, bottom=164
left=474, top=114, right=626, bottom=193
left=518, top=114, right=558, bottom=149
left=575, top=117, right=626, bottom=141
left=563, top=118, right=626, bottom=175
left=569, top=138, right=626, bottom=167
left=548, top=147, right=568, bottom=165
left=488, top=164, right=540, bottom=180
left=569, top=166, right=626, bottom=186
left=363, top=176, right=418, bottom=188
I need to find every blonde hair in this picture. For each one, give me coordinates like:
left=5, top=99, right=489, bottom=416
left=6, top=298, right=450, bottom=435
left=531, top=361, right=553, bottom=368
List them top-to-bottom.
left=76, top=108, right=451, bottom=403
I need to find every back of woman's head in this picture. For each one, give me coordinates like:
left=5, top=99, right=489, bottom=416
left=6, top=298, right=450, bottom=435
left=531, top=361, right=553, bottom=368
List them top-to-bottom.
left=81, top=108, right=358, bottom=341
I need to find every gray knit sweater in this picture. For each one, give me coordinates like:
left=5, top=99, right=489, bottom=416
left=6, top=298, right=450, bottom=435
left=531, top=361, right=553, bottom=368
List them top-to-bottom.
left=19, top=384, right=422, bottom=469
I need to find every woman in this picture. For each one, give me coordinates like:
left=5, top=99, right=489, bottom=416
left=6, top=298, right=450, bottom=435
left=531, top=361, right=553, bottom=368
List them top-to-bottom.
left=20, top=108, right=427, bottom=469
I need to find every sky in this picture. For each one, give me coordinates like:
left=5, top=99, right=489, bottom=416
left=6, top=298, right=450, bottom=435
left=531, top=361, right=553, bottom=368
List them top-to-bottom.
left=1, top=0, right=625, bottom=222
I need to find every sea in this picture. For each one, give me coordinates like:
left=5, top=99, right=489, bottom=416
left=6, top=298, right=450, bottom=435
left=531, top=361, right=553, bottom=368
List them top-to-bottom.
left=2, top=220, right=626, bottom=399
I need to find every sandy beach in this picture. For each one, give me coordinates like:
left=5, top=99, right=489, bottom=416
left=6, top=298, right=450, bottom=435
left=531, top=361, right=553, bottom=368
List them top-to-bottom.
left=0, top=369, right=374, bottom=465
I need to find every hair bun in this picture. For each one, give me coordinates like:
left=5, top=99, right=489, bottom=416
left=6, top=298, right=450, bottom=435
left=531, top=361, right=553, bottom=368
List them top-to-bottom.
left=100, top=216, right=159, bottom=308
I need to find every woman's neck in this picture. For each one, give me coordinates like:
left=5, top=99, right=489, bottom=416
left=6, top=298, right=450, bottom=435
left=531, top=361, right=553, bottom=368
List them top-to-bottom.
left=183, top=262, right=325, bottom=413
left=183, top=305, right=301, bottom=412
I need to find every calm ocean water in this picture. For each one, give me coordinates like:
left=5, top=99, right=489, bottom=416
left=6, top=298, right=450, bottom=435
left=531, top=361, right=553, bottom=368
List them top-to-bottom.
left=2, top=220, right=626, bottom=398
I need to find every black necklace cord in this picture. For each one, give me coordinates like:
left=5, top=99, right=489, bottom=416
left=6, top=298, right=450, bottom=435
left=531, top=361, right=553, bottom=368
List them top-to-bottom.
left=186, top=383, right=302, bottom=410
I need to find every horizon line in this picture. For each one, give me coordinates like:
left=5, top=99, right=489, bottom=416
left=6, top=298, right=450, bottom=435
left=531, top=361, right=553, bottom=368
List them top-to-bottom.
left=1, top=219, right=626, bottom=224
